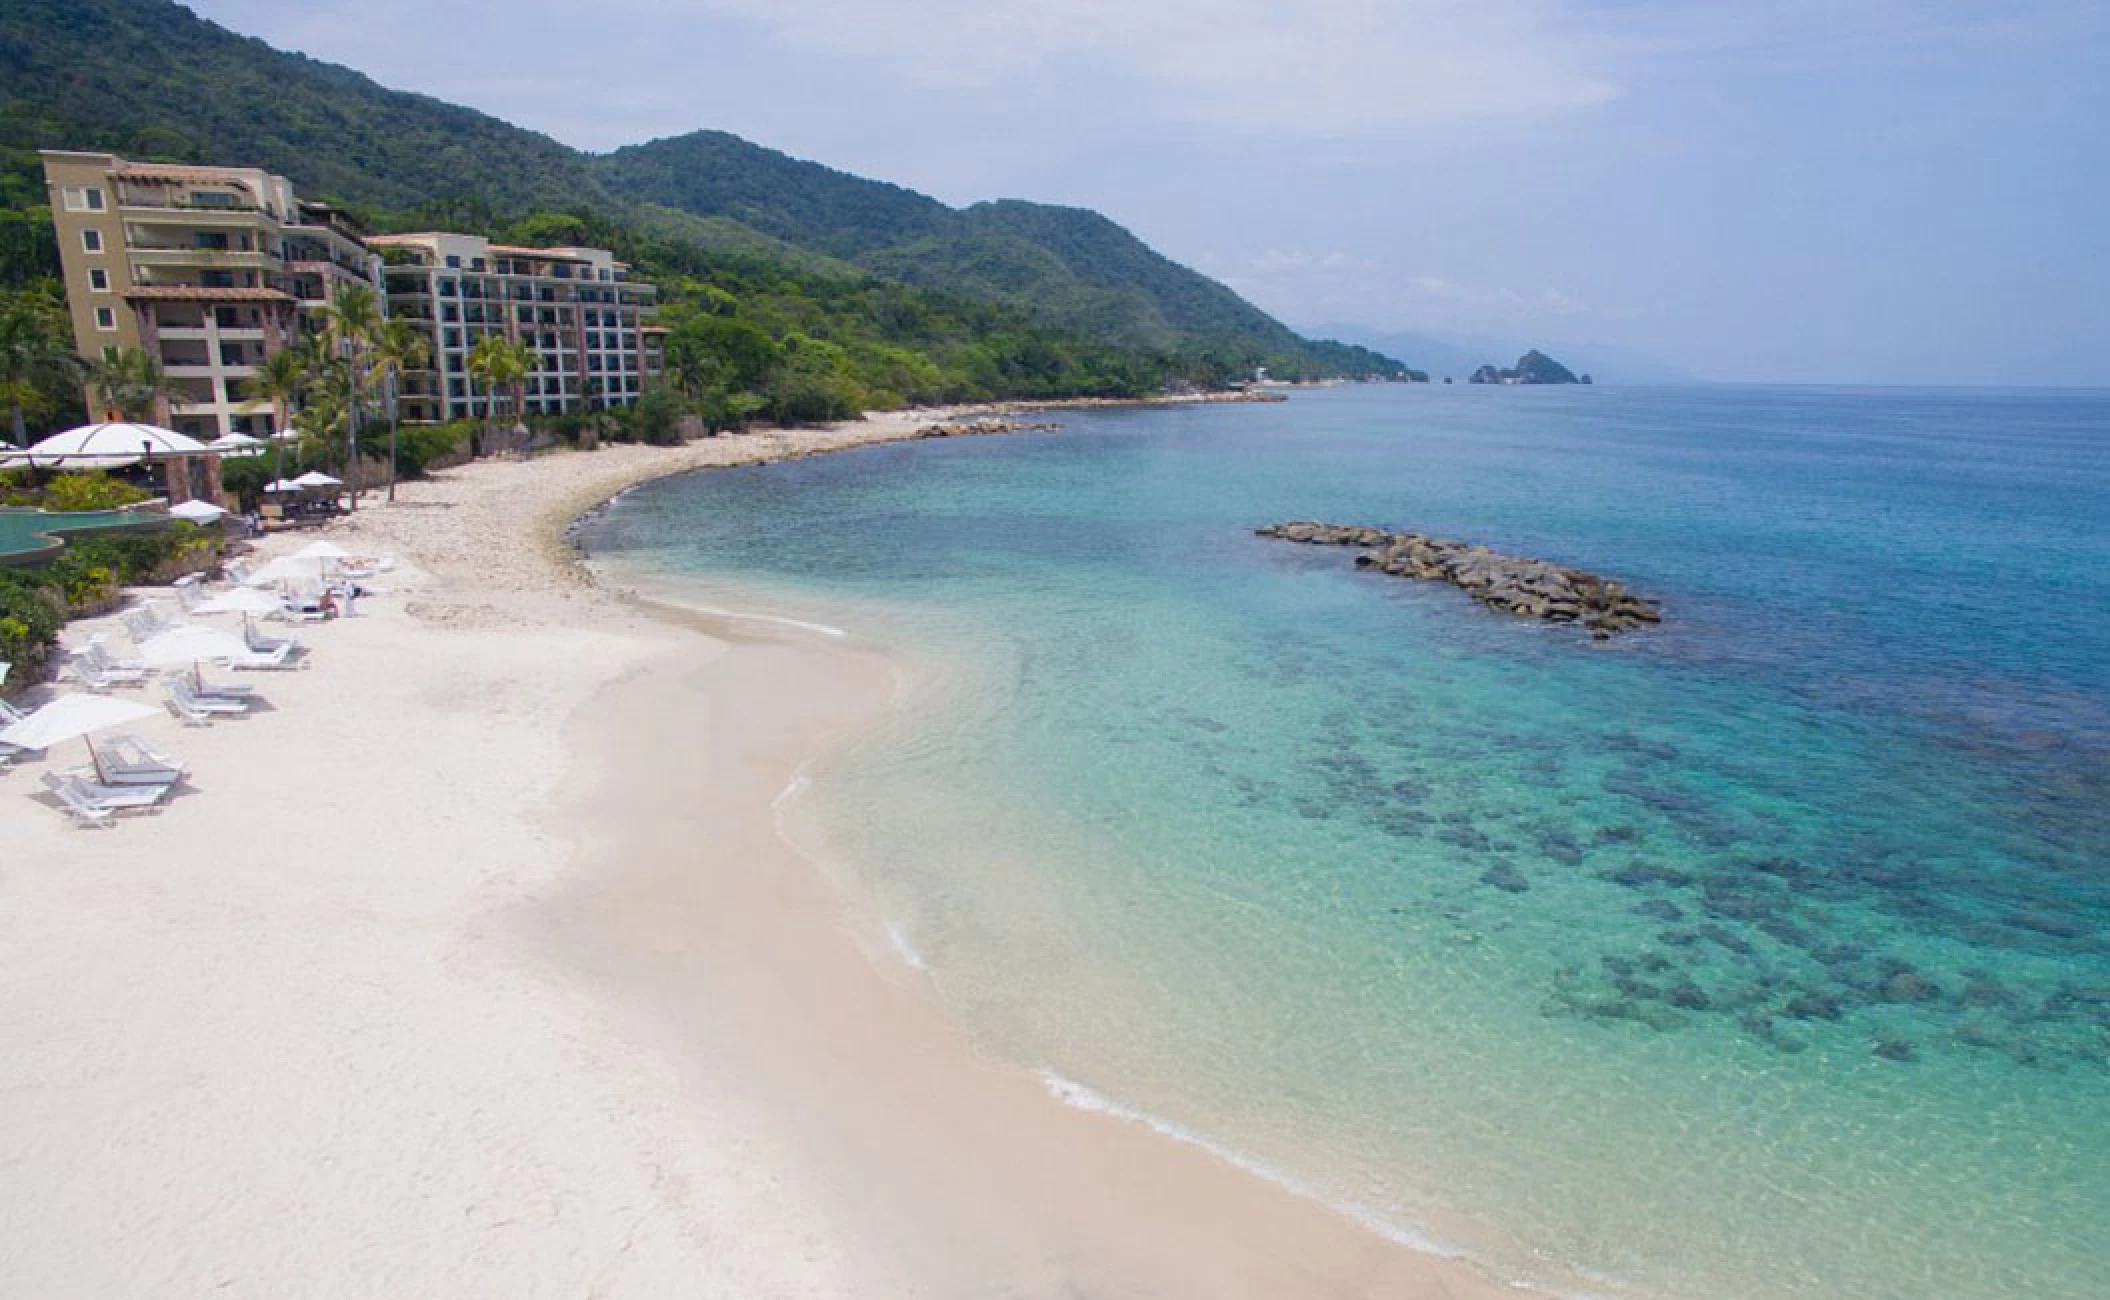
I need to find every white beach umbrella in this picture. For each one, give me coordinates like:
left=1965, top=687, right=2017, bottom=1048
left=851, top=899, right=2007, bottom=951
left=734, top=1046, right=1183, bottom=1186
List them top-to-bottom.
left=24, top=422, right=213, bottom=470
left=267, top=428, right=302, bottom=444
left=207, top=433, right=267, bottom=459
left=291, top=471, right=343, bottom=489
left=262, top=479, right=303, bottom=494
left=168, top=500, right=229, bottom=523
left=292, top=540, right=348, bottom=560
left=240, top=555, right=329, bottom=587
left=191, top=587, right=281, bottom=616
left=138, top=624, right=251, bottom=668
left=0, top=692, right=159, bottom=753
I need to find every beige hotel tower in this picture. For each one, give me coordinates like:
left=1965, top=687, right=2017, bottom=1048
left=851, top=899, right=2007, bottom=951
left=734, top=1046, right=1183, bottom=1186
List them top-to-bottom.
left=42, top=149, right=382, bottom=439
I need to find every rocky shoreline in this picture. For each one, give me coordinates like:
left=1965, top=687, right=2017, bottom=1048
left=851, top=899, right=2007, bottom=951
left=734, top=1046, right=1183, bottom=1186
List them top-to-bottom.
left=1257, top=522, right=1662, bottom=638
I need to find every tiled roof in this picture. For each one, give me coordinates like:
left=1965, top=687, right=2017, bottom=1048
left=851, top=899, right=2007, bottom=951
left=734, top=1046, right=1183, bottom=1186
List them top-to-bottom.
left=116, top=165, right=259, bottom=186
left=490, top=245, right=591, bottom=262
left=124, top=286, right=296, bottom=303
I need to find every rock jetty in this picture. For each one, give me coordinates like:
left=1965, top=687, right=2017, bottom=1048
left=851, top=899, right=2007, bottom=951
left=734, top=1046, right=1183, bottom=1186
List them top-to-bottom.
left=910, top=417, right=1062, bottom=440
left=1257, top=521, right=1661, bottom=638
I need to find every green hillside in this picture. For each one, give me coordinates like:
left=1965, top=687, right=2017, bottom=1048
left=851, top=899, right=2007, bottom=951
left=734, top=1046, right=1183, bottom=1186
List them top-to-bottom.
left=0, top=0, right=1414, bottom=424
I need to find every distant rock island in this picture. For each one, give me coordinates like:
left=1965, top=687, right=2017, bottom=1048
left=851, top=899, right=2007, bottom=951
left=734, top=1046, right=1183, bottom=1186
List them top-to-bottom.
left=1468, top=349, right=1592, bottom=386
left=1256, top=522, right=1660, bottom=638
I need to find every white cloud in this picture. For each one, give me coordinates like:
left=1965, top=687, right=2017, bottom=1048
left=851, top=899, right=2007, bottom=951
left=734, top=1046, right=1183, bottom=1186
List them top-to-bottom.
left=681, top=0, right=1626, bottom=132
left=1200, top=249, right=1602, bottom=336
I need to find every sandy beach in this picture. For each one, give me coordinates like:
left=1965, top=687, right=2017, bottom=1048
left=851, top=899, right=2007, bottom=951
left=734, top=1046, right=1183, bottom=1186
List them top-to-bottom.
left=0, top=412, right=1528, bottom=1299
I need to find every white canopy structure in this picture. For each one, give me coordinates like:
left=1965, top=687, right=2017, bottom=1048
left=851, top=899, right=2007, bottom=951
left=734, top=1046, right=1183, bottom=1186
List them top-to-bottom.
left=20, top=422, right=214, bottom=470
left=291, top=471, right=343, bottom=489
left=262, top=479, right=303, bottom=494
left=168, top=500, right=229, bottom=523
left=292, top=540, right=348, bottom=560
left=0, top=693, right=160, bottom=753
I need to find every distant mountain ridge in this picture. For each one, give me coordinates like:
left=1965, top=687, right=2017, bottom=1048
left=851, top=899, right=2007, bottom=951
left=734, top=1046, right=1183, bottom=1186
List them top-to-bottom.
left=0, top=0, right=1403, bottom=377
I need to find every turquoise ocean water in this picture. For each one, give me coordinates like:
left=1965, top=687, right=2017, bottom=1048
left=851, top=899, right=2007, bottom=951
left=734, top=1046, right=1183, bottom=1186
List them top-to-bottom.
left=580, top=386, right=2109, bottom=1300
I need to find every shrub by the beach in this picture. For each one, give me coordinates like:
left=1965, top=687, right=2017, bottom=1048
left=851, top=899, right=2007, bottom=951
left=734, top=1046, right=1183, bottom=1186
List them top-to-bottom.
left=622, top=383, right=686, bottom=446
left=393, top=420, right=475, bottom=476
left=217, top=454, right=274, bottom=508
left=38, top=472, right=150, bottom=513
left=0, top=569, right=65, bottom=690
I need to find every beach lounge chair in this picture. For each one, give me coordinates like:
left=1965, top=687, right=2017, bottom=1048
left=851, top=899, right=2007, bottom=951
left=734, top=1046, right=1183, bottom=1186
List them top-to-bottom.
left=274, top=592, right=330, bottom=624
left=122, top=608, right=184, bottom=644
left=244, top=621, right=297, bottom=655
left=84, top=636, right=147, bottom=671
left=228, top=640, right=297, bottom=671
left=79, top=642, right=149, bottom=679
left=69, top=647, right=148, bottom=692
left=183, top=667, right=256, bottom=701
left=165, top=678, right=247, bottom=723
left=0, top=699, right=29, bottom=767
left=87, top=732, right=188, bottom=785
left=44, top=771, right=172, bottom=815
left=43, top=778, right=117, bottom=828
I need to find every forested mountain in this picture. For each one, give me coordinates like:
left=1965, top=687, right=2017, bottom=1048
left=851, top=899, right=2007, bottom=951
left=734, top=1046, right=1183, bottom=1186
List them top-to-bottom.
left=0, top=0, right=1413, bottom=416
left=596, top=133, right=1312, bottom=353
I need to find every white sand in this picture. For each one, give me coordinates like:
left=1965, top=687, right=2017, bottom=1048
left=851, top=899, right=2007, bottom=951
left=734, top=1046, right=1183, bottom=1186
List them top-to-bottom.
left=0, top=417, right=1530, bottom=1298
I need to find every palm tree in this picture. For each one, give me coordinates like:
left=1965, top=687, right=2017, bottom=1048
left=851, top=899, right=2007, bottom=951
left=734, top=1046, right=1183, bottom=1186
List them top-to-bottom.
left=322, top=285, right=382, bottom=508
left=0, top=288, right=84, bottom=445
left=370, top=318, right=429, bottom=501
left=465, top=334, right=536, bottom=450
left=242, top=342, right=318, bottom=491
left=242, top=343, right=315, bottom=432
left=86, top=347, right=168, bottom=424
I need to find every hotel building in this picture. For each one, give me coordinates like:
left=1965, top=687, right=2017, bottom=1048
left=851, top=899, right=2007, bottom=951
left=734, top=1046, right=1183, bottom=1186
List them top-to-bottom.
left=42, top=150, right=383, bottom=439
left=364, top=232, right=663, bottom=423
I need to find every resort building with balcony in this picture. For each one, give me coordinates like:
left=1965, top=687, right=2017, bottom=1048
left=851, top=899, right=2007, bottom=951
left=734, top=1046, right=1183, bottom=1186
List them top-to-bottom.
left=42, top=150, right=383, bottom=440
left=365, top=232, right=663, bottom=423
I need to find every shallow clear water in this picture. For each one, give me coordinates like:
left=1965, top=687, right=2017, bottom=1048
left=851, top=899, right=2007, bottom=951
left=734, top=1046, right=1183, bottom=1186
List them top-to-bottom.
left=582, top=386, right=2110, bottom=1300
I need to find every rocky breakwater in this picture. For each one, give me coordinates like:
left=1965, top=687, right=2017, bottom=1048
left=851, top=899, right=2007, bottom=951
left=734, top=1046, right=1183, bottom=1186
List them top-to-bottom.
left=911, top=417, right=1062, bottom=440
left=1257, top=521, right=1662, bottom=638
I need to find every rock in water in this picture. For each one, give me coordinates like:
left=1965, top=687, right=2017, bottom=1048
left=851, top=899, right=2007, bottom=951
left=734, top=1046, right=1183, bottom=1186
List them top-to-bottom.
left=1256, top=522, right=1662, bottom=636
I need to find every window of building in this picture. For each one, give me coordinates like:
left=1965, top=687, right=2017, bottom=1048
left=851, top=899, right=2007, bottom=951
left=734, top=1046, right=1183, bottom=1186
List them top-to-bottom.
left=62, top=186, right=106, bottom=212
left=188, top=190, right=238, bottom=209
left=81, top=228, right=104, bottom=253
left=446, top=255, right=461, bottom=268
left=88, top=268, right=111, bottom=293
left=94, top=306, right=117, bottom=331
left=102, top=345, right=121, bottom=363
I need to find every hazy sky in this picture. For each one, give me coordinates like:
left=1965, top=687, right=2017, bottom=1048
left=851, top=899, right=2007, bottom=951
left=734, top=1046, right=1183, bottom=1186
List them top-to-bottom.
left=184, top=0, right=2109, bottom=384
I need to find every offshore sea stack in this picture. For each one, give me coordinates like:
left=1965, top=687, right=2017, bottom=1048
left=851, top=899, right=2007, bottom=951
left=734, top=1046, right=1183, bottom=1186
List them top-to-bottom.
left=1256, top=521, right=1662, bottom=638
